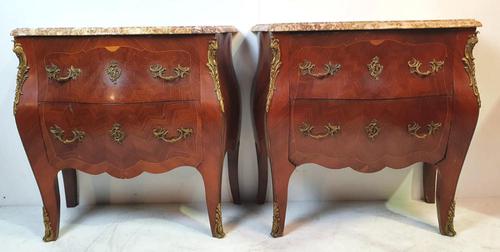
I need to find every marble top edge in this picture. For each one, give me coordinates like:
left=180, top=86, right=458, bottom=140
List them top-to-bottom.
left=251, top=19, right=482, bottom=32
left=11, top=26, right=238, bottom=37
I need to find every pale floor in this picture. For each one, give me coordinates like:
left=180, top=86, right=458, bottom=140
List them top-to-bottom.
left=0, top=198, right=499, bottom=252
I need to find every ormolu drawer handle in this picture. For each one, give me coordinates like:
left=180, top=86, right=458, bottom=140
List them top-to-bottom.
left=408, top=58, right=444, bottom=77
left=299, top=60, right=341, bottom=79
left=46, top=64, right=81, bottom=83
left=149, top=64, right=190, bottom=82
left=408, top=121, right=441, bottom=139
left=299, top=122, right=340, bottom=139
left=49, top=124, right=85, bottom=144
left=153, top=127, right=193, bottom=143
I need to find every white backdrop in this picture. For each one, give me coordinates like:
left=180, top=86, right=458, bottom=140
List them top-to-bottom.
left=0, top=0, right=499, bottom=206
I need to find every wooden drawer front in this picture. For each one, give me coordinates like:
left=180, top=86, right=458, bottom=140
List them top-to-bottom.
left=291, top=40, right=449, bottom=99
left=39, top=46, right=199, bottom=103
left=289, top=96, right=451, bottom=171
left=40, top=102, right=201, bottom=170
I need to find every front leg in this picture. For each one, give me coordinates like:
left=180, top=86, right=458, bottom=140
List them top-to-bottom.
left=434, top=31, right=480, bottom=236
left=267, top=114, right=295, bottom=237
left=435, top=153, right=465, bottom=236
left=198, top=156, right=225, bottom=238
left=269, top=157, right=295, bottom=237
left=32, top=164, right=61, bottom=242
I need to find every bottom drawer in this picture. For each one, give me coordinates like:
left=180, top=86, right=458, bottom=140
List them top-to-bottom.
left=289, top=96, right=452, bottom=171
left=40, top=102, right=202, bottom=173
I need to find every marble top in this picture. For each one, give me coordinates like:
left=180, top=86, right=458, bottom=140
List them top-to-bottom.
left=251, top=19, right=481, bottom=32
left=11, top=26, right=238, bottom=37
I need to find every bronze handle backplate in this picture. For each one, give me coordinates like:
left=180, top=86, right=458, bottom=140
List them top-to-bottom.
left=367, top=56, right=383, bottom=80
left=105, top=61, right=122, bottom=84
left=46, top=64, right=81, bottom=83
left=365, top=119, right=380, bottom=141
left=109, top=123, right=126, bottom=144
left=49, top=124, right=85, bottom=144
left=153, top=127, right=193, bottom=143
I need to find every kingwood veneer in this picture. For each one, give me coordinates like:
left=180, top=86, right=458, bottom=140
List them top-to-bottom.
left=251, top=19, right=481, bottom=237
left=12, top=26, right=241, bottom=241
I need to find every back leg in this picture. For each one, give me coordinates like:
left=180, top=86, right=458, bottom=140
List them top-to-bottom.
left=228, top=142, right=241, bottom=204
left=256, top=142, right=268, bottom=204
left=423, top=163, right=437, bottom=203
left=62, top=169, right=79, bottom=207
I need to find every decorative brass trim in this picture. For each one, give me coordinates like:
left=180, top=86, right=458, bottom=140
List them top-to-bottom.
left=462, top=33, right=481, bottom=107
left=266, top=37, right=282, bottom=112
left=207, top=39, right=225, bottom=113
left=13, top=42, right=30, bottom=115
left=367, top=56, right=383, bottom=80
left=408, top=58, right=444, bottom=77
left=299, top=60, right=341, bottom=78
left=105, top=61, right=121, bottom=84
left=46, top=64, right=81, bottom=83
left=149, top=64, right=190, bottom=81
left=365, top=119, right=380, bottom=141
left=408, top=121, right=441, bottom=139
left=299, top=122, right=341, bottom=139
left=109, top=123, right=126, bottom=144
left=49, top=124, right=86, bottom=144
left=153, top=127, right=193, bottom=143
left=444, top=200, right=456, bottom=236
left=271, top=202, right=281, bottom=237
left=214, top=203, right=225, bottom=238
left=42, top=207, right=55, bottom=242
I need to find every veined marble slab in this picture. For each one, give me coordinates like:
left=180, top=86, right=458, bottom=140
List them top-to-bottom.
left=252, top=19, right=481, bottom=32
left=11, top=26, right=238, bottom=36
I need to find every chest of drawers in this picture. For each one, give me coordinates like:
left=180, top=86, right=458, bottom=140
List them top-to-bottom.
left=251, top=20, right=481, bottom=237
left=12, top=26, right=241, bottom=241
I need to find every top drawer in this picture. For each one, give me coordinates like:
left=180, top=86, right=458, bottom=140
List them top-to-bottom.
left=37, top=37, right=202, bottom=103
left=290, top=39, right=451, bottom=99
